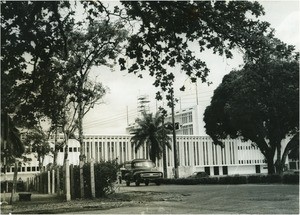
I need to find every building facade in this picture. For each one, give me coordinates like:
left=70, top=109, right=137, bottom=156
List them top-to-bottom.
left=164, top=105, right=207, bottom=135
left=3, top=134, right=280, bottom=180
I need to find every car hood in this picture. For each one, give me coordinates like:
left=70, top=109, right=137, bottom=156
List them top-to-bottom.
left=132, top=168, right=162, bottom=173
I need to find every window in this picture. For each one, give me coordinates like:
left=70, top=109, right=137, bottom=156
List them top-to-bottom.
left=182, top=124, right=193, bottom=135
left=69, top=147, right=73, bottom=152
left=74, top=147, right=77, bottom=152
left=255, top=165, right=261, bottom=173
left=222, top=166, right=228, bottom=175
left=22, top=167, right=25, bottom=172
left=27, top=167, right=31, bottom=172
left=32, top=167, right=36, bottom=172
left=204, top=167, right=210, bottom=175
left=214, top=167, right=219, bottom=175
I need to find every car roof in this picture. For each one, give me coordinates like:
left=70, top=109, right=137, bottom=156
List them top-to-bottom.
left=122, top=158, right=153, bottom=164
left=131, top=158, right=153, bottom=162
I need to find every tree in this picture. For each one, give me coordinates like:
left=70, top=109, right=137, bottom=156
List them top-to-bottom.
left=119, top=1, right=272, bottom=105
left=57, top=19, right=126, bottom=198
left=204, top=54, right=299, bottom=174
left=130, top=111, right=172, bottom=164
left=23, top=127, right=51, bottom=173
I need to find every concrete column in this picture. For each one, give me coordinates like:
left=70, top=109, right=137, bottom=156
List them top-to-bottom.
left=105, top=141, right=108, bottom=161
left=65, top=160, right=71, bottom=201
left=90, top=160, right=95, bottom=198
left=52, top=169, right=55, bottom=194
left=48, top=171, right=51, bottom=194
left=36, top=176, right=39, bottom=192
left=26, top=178, right=29, bottom=192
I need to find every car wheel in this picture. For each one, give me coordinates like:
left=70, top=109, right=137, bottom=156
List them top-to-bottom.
left=135, top=180, right=140, bottom=186
left=145, top=180, right=149, bottom=186
left=126, top=181, right=130, bottom=186
left=155, top=182, right=161, bottom=186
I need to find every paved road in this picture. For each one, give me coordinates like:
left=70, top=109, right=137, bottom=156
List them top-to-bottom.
left=71, top=184, right=299, bottom=214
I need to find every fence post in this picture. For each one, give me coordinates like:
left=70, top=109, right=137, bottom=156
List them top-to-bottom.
left=65, top=160, right=71, bottom=201
left=90, top=160, right=95, bottom=198
left=80, top=161, right=84, bottom=198
left=70, top=164, right=74, bottom=199
left=56, top=167, right=60, bottom=195
left=52, top=169, right=55, bottom=194
left=48, top=170, right=51, bottom=194
left=26, top=178, right=29, bottom=192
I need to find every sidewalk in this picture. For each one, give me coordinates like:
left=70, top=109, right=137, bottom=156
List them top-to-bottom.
left=0, top=192, right=134, bottom=214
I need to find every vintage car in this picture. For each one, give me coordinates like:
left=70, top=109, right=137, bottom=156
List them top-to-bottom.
left=120, top=159, right=163, bottom=186
left=187, top=171, right=209, bottom=179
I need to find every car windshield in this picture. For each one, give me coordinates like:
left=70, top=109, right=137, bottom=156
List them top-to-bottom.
left=133, top=161, right=155, bottom=168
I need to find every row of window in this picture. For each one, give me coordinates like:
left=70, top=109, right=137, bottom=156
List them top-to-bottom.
left=182, top=112, right=193, bottom=124
left=182, top=124, right=193, bottom=135
left=53, top=136, right=130, bottom=140
left=237, top=145, right=259, bottom=150
left=238, top=159, right=266, bottom=164
left=1, top=166, right=40, bottom=173
left=205, top=166, right=228, bottom=176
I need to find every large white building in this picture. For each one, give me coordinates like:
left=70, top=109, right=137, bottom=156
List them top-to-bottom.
left=2, top=104, right=296, bottom=181
left=2, top=134, right=284, bottom=180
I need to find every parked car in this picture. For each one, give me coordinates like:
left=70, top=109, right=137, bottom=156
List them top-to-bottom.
left=120, top=159, right=163, bottom=186
left=187, top=171, right=209, bottom=179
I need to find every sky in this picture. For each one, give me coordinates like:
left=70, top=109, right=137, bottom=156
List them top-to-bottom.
left=82, top=0, right=300, bottom=135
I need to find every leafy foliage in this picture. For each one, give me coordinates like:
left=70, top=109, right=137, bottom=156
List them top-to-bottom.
left=1, top=1, right=72, bottom=116
left=119, top=1, right=271, bottom=104
left=204, top=53, right=299, bottom=174
left=130, top=111, right=172, bottom=163
left=1, top=112, right=25, bottom=165
left=23, top=127, right=51, bottom=172
left=72, top=160, right=119, bottom=198
left=157, top=174, right=299, bottom=185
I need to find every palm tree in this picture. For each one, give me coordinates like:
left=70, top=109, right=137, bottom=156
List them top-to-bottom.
left=130, top=111, right=172, bottom=164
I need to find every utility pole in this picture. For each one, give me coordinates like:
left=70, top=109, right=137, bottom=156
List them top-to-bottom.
left=195, top=80, right=199, bottom=105
left=171, top=90, right=179, bottom=178
left=126, top=106, right=129, bottom=125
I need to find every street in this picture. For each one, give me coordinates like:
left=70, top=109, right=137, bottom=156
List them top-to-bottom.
left=70, top=183, right=299, bottom=214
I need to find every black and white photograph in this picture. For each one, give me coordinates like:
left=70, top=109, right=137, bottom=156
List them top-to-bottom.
left=1, top=0, right=299, bottom=214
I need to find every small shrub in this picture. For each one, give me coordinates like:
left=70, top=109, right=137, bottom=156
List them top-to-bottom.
left=94, top=159, right=118, bottom=198
left=261, top=174, right=282, bottom=183
left=282, top=174, right=299, bottom=184
left=247, top=175, right=262, bottom=184
left=199, top=177, right=219, bottom=184
left=0, top=181, right=25, bottom=192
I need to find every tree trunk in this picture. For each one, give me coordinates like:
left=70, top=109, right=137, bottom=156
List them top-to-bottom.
left=78, top=93, right=85, bottom=198
left=53, top=127, right=58, bottom=167
left=63, top=132, right=69, bottom=165
left=280, top=133, right=299, bottom=172
left=275, top=144, right=282, bottom=174
left=162, top=145, right=168, bottom=178
left=266, top=152, right=275, bottom=174
left=38, top=156, right=43, bottom=173
left=10, top=160, right=18, bottom=204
